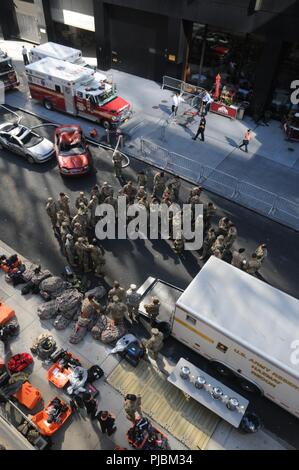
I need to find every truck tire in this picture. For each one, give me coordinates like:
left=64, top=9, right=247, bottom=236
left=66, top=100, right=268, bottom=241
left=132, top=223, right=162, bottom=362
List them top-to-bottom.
left=44, top=99, right=53, bottom=111
left=102, top=120, right=111, bottom=130
left=211, top=361, right=234, bottom=378
left=238, top=378, right=263, bottom=396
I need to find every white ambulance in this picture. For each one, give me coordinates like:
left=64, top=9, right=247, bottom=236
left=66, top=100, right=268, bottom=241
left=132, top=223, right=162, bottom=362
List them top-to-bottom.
left=25, top=57, right=131, bottom=128
left=138, top=256, right=299, bottom=417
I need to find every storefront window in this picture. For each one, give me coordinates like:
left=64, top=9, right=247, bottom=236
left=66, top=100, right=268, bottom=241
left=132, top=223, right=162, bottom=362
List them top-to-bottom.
left=187, top=23, right=262, bottom=110
left=270, top=42, right=299, bottom=119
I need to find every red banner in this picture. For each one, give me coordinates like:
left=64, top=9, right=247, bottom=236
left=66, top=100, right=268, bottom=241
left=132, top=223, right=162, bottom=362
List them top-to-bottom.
left=210, top=101, right=238, bottom=119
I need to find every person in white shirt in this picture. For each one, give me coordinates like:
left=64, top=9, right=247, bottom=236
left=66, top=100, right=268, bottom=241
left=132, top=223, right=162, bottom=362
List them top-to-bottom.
left=22, top=45, right=29, bottom=66
left=202, top=91, right=213, bottom=115
left=171, top=92, right=184, bottom=116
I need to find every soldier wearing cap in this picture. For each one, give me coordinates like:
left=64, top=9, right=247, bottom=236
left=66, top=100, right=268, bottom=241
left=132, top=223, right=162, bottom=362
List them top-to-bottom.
left=112, top=150, right=123, bottom=178
left=137, top=170, right=147, bottom=189
left=123, top=181, right=137, bottom=204
left=100, top=182, right=113, bottom=203
left=75, top=191, right=89, bottom=209
left=57, top=192, right=71, bottom=218
left=88, top=195, right=98, bottom=227
left=46, top=197, right=58, bottom=229
left=64, top=234, right=77, bottom=266
left=211, top=234, right=225, bottom=255
left=245, top=253, right=262, bottom=276
left=108, top=280, right=126, bottom=302
left=126, top=284, right=142, bottom=322
left=107, top=295, right=127, bottom=324
left=144, top=297, right=160, bottom=326
left=145, top=328, right=164, bottom=360
left=124, top=394, right=142, bottom=422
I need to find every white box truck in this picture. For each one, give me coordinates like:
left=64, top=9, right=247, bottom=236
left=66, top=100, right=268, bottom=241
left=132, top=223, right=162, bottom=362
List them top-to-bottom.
left=138, top=256, right=299, bottom=418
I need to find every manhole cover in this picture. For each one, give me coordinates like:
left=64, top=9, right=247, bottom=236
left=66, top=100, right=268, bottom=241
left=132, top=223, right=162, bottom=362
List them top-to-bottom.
left=161, top=100, right=168, bottom=103
left=152, top=106, right=159, bottom=109
left=287, top=147, right=295, bottom=151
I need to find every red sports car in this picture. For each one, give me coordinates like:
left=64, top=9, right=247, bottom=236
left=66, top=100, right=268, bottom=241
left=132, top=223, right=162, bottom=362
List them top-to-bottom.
left=54, top=125, right=92, bottom=176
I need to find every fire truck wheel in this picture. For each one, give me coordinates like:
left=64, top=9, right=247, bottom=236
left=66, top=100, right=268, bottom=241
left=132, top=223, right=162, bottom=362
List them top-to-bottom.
left=44, top=99, right=53, bottom=111
left=102, top=120, right=111, bottom=130
left=26, top=155, right=35, bottom=164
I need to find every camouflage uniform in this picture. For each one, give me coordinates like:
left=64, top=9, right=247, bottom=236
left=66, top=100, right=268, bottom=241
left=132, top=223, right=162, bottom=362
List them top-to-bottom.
left=112, top=151, right=123, bottom=177
left=137, top=171, right=147, bottom=189
left=153, top=172, right=166, bottom=198
left=167, top=176, right=181, bottom=201
left=123, top=181, right=137, bottom=204
left=100, top=182, right=113, bottom=203
left=90, top=185, right=101, bottom=204
left=136, top=186, right=148, bottom=201
left=187, top=186, right=202, bottom=203
left=75, top=192, right=89, bottom=209
left=57, top=193, right=70, bottom=218
left=88, top=195, right=98, bottom=227
left=104, top=195, right=118, bottom=216
left=46, top=198, right=57, bottom=228
left=73, top=222, right=86, bottom=241
left=224, top=225, right=238, bottom=251
left=64, top=234, right=77, bottom=266
left=211, top=235, right=225, bottom=255
left=75, top=237, right=90, bottom=272
left=89, top=244, right=105, bottom=277
left=255, top=244, right=267, bottom=263
left=231, top=250, right=246, bottom=269
left=245, top=256, right=262, bottom=276
left=108, top=281, right=126, bottom=302
left=126, top=284, right=141, bottom=321
left=107, top=295, right=127, bottom=324
left=144, top=298, right=160, bottom=326
left=146, top=328, right=164, bottom=360
left=124, top=395, right=142, bottom=422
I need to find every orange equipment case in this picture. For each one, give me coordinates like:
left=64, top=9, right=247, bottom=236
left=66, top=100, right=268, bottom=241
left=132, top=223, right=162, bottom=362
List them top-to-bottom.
left=0, top=303, right=15, bottom=325
left=14, top=381, right=42, bottom=410
left=31, top=399, right=72, bottom=436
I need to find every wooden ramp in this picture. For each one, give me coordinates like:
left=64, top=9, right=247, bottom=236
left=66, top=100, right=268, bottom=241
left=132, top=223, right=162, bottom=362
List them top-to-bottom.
left=107, top=359, right=219, bottom=450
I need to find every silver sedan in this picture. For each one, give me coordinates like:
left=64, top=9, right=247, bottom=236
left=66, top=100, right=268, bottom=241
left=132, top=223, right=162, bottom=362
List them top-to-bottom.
left=0, top=122, right=55, bottom=163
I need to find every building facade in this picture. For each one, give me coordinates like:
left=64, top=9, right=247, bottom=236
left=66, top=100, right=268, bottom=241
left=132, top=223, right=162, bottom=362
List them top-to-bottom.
left=1, top=0, right=299, bottom=116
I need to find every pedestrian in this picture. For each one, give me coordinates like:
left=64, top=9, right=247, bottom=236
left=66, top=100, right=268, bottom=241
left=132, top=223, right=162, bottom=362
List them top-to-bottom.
left=22, top=45, right=29, bottom=66
left=202, top=91, right=213, bottom=115
left=171, top=92, right=184, bottom=116
left=192, top=115, right=206, bottom=141
left=239, top=129, right=252, bottom=153
left=112, top=150, right=123, bottom=178
left=137, top=170, right=147, bottom=189
left=153, top=171, right=166, bottom=199
left=167, top=175, right=181, bottom=201
left=122, top=181, right=137, bottom=204
left=90, top=185, right=101, bottom=204
left=187, top=186, right=203, bottom=203
left=57, top=192, right=70, bottom=218
left=75, top=192, right=88, bottom=209
left=87, top=195, right=98, bottom=227
left=45, top=197, right=57, bottom=229
left=216, top=217, right=230, bottom=237
left=224, top=223, right=238, bottom=252
left=64, top=234, right=77, bottom=267
left=211, top=235, right=225, bottom=256
left=255, top=243, right=267, bottom=263
left=231, top=248, right=246, bottom=269
left=245, top=253, right=262, bottom=276
left=108, top=280, right=126, bottom=302
left=126, top=284, right=142, bottom=322
left=144, top=297, right=160, bottom=326
left=145, top=328, right=164, bottom=361
left=82, top=392, right=98, bottom=419
left=124, top=394, right=142, bottom=422
left=96, top=410, right=117, bottom=436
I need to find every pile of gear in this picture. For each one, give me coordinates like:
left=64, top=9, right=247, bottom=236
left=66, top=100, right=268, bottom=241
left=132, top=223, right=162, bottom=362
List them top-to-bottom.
left=37, top=288, right=83, bottom=330
left=127, top=417, right=170, bottom=450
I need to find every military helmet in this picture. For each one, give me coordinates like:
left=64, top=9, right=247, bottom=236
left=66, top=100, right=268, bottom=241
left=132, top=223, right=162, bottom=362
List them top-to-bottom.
left=152, top=297, right=159, bottom=304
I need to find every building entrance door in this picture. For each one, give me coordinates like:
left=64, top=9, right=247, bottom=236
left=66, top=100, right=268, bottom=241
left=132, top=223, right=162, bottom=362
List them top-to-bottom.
left=15, top=11, right=40, bottom=43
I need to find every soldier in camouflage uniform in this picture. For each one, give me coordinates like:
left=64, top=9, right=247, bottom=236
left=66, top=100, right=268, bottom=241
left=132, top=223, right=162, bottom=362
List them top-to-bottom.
left=112, top=150, right=123, bottom=178
left=137, top=170, right=147, bottom=189
left=153, top=171, right=166, bottom=199
left=167, top=175, right=181, bottom=201
left=122, top=181, right=137, bottom=204
left=99, top=182, right=113, bottom=203
left=90, top=184, right=101, bottom=203
left=136, top=186, right=148, bottom=201
left=187, top=186, right=203, bottom=203
left=75, top=191, right=89, bottom=209
left=57, top=192, right=71, bottom=218
left=104, top=193, right=118, bottom=217
left=88, top=195, right=98, bottom=227
left=46, top=197, right=57, bottom=229
left=72, top=203, right=89, bottom=230
left=73, top=222, right=86, bottom=241
left=64, top=234, right=77, bottom=266
left=75, top=237, right=90, bottom=272
left=89, top=242, right=105, bottom=277
left=245, top=253, right=262, bottom=276
left=108, top=281, right=126, bottom=303
left=126, top=284, right=142, bottom=322
left=107, top=295, right=127, bottom=325
left=144, top=297, right=160, bottom=326
left=145, top=328, right=164, bottom=360
left=124, top=394, right=142, bottom=422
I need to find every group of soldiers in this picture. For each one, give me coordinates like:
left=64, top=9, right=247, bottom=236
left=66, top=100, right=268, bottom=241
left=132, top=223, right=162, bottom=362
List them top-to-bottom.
left=46, top=190, right=109, bottom=275
left=200, top=210, right=268, bottom=276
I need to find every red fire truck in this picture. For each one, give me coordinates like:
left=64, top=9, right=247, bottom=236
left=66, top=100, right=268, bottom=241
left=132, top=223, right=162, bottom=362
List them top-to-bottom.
left=0, top=49, right=19, bottom=91
left=25, top=57, right=131, bottom=129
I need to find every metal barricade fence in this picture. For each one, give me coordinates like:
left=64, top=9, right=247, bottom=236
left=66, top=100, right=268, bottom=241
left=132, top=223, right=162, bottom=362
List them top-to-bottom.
left=162, top=76, right=184, bottom=92
left=139, top=138, right=299, bottom=232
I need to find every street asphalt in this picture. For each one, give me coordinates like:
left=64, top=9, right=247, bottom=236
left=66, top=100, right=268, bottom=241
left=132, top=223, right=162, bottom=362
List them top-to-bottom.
left=0, top=107, right=299, bottom=447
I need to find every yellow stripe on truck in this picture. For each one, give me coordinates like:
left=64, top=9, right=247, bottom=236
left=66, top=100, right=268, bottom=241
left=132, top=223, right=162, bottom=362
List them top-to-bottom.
left=174, top=316, right=215, bottom=344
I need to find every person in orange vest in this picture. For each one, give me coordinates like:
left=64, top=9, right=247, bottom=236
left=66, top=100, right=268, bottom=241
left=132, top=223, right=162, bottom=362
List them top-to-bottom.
left=239, top=129, right=252, bottom=153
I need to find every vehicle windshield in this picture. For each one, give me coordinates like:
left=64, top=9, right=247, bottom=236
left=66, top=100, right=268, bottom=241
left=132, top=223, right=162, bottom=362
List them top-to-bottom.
left=0, top=59, right=13, bottom=75
left=92, top=89, right=117, bottom=106
left=20, top=131, right=43, bottom=148
left=59, top=141, right=85, bottom=156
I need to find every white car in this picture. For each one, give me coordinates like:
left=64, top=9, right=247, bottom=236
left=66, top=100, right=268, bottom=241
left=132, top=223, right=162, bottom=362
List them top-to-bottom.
left=0, top=122, right=55, bottom=163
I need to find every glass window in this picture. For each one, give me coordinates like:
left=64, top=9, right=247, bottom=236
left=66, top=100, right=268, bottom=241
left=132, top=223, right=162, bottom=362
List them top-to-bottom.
left=55, top=85, right=61, bottom=93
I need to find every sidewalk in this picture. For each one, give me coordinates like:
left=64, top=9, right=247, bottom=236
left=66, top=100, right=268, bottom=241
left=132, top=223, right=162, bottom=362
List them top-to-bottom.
left=1, top=39, right=299, bottom=230
left=0, top=238, right=291, bottom=450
